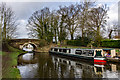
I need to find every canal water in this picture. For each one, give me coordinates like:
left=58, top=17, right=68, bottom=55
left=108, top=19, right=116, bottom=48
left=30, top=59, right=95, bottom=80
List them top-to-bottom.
left=17, top=52, right=120, bottom=78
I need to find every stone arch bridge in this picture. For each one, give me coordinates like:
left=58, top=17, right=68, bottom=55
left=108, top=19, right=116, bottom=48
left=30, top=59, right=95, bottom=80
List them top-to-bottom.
left=9, top=39, right=41, bottom=50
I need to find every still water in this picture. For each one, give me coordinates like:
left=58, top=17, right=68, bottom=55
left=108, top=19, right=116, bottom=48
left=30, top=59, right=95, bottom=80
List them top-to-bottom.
left=17, top=52, right=120, bottom=78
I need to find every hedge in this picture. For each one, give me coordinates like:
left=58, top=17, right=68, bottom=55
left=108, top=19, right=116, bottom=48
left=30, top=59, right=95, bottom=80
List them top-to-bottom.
left=67, top=39, right=120, bottom=48
left=101, top=40, right=120, bottom=48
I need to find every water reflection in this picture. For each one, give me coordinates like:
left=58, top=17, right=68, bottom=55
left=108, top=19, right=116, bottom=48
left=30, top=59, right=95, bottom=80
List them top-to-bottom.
left=17, top=53, right=120, bottom=78
left=17, top=64, right=38, bottom=78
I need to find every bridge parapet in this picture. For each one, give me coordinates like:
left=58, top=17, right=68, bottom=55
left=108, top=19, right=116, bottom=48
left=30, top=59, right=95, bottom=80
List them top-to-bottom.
left=9, top=39, right=41, bottom=50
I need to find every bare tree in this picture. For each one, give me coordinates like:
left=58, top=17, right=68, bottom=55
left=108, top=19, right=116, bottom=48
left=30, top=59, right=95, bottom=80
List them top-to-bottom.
left=78, top=1, right=94, bottom=41
left=0, top=3, right=18, bottom=40
left=57, top=4, right=81, bottom=40
left=88, top=4, right=108, bottom=46
left=57, top=6, right=68, bottom=42
left=27, top=7, right=54, bottom=42
left=50, top=11, right=59, bottom=43
left=107, top=22, right=118, bottom=39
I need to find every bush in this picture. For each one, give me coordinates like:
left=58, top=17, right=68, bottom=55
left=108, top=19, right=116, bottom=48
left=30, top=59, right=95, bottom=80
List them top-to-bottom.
left=39, top=39, right=47, bottom=47
left=101, top=40, right=120, bottom=48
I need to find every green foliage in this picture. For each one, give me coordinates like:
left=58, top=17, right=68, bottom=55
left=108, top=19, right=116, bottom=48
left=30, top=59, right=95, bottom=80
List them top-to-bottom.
left=59, top=31, right=67, bottom=43
left=46, top=32, right=53, bottom=43
left=39, top=39, right=47, bottom=47
left=101, top=40, right=120, bottom=48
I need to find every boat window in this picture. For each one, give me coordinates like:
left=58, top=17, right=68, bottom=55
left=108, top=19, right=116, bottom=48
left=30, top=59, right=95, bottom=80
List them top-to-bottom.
left=54, top=48, right=58, bottom=52
left=59, top=49, right=62, bottom=52
left=63, top=49, right=67, bottom=53
left=69, top=50, right=71, bottom=53
left=75, top=50, right=82, bottom=55
left=82, top=50, right=89, bottom=55
left=88, top=50, right=94, bottom=56
left=54, top=58, right=58, bottom=61
left=59, top=59, right=62, bottom=62
left=63, top=60, right=67, bottom=64
left=69, top=61, right=71, bottom=65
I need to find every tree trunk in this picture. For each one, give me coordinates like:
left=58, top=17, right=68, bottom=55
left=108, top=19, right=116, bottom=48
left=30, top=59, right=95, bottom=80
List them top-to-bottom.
left=3, top=21, right=6, bottom=40
left=96, top=26, right=101, bottom=47
left=81, top=27, right=84, bottom=42
left=54, top=29, right=57, bottom=44
left=108, top=30, right=113, bottom=39
left=70, top=32, right=74, bottom=40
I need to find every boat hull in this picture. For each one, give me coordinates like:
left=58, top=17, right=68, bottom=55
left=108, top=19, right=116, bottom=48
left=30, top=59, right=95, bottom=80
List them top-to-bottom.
left=49, top=51, right=94, bottom=61
left=94, top=58, right=106, bottom=65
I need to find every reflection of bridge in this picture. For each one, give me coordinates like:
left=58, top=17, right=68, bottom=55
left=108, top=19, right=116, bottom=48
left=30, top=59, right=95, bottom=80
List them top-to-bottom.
left=9, top=39, right=41, bottom=50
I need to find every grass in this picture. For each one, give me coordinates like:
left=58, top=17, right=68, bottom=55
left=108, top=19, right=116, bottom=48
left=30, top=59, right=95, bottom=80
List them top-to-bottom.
left=2, top=43, right=25, bottom=78
left=116, top=49, right=120, bottom=53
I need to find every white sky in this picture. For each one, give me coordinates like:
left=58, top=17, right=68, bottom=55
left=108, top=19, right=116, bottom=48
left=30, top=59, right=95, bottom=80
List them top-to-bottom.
left=0, top=0, right=119, bottom=38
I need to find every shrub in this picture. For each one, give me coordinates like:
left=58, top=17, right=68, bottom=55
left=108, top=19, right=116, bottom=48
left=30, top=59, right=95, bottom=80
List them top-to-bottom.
left=39, top=39, right=47, bottom=47
left=101, top=40, right=120, bottom=48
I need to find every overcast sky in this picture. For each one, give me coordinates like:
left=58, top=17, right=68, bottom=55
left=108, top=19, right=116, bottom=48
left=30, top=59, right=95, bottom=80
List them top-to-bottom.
left=0, top=0, right=119, bottom=38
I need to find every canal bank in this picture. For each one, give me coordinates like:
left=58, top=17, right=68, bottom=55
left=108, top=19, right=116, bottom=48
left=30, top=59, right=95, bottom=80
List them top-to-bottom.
left=2, top=42, right=25, bottom=78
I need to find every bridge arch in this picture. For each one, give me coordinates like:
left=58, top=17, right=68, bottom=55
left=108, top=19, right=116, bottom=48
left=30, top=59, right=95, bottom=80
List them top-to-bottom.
left=21, top=42, right=38, bottom=50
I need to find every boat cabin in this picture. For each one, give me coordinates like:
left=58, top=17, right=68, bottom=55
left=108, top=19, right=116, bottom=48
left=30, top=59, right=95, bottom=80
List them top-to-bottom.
left=50, top=47, right=116, bottom=58
left=51, top=47, right=71, bottom=53
left=75, top=49, right=94, bottom=56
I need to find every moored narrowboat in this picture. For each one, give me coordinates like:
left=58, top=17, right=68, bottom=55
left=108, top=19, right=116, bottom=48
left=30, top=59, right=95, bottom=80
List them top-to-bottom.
left=49, top=47, right=106, bottom=64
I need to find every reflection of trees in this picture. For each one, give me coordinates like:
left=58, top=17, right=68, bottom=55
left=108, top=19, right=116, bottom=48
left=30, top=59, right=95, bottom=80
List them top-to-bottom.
left=34, top=53, right=120, bottom=78
left=37, top=53, right=58, bottom=78
left=82, top=65, right=95, bottom=78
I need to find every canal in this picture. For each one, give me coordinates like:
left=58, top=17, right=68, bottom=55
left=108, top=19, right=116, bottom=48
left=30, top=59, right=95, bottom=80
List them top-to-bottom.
left=17, top=52, right=120, bottom=78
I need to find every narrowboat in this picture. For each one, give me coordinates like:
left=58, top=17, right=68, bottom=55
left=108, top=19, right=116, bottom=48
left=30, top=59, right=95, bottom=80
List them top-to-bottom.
left=49, top=47, right=106, bottom=64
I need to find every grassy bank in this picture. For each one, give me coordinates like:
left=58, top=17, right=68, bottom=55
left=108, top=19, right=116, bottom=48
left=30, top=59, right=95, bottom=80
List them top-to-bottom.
left=2, top=43, right=25, bottom=78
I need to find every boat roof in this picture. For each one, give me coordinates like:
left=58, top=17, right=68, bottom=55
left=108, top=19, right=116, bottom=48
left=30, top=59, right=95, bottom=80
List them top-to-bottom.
left=52, top=47, right=115, bottom=50
left=53, top=47, right=95, bottom=50
left=102, top=48, right=114, bottom=50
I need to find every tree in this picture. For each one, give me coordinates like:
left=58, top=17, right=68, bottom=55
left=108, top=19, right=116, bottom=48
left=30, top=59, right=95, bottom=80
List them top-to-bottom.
left=78, top=1, right=94, bottom=41
left=0, top=3, right=18, bottom=40
left=57, top=4, right=81, bottom=40
left=88, top=4, right=108, bottom=46
left=57, top=6, right=68, bottom=43
left=27, top=7, right=53, bottom=42
left=50, top=11, right=59, bottom=43
left=107, top=22, right=118, bottom=39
